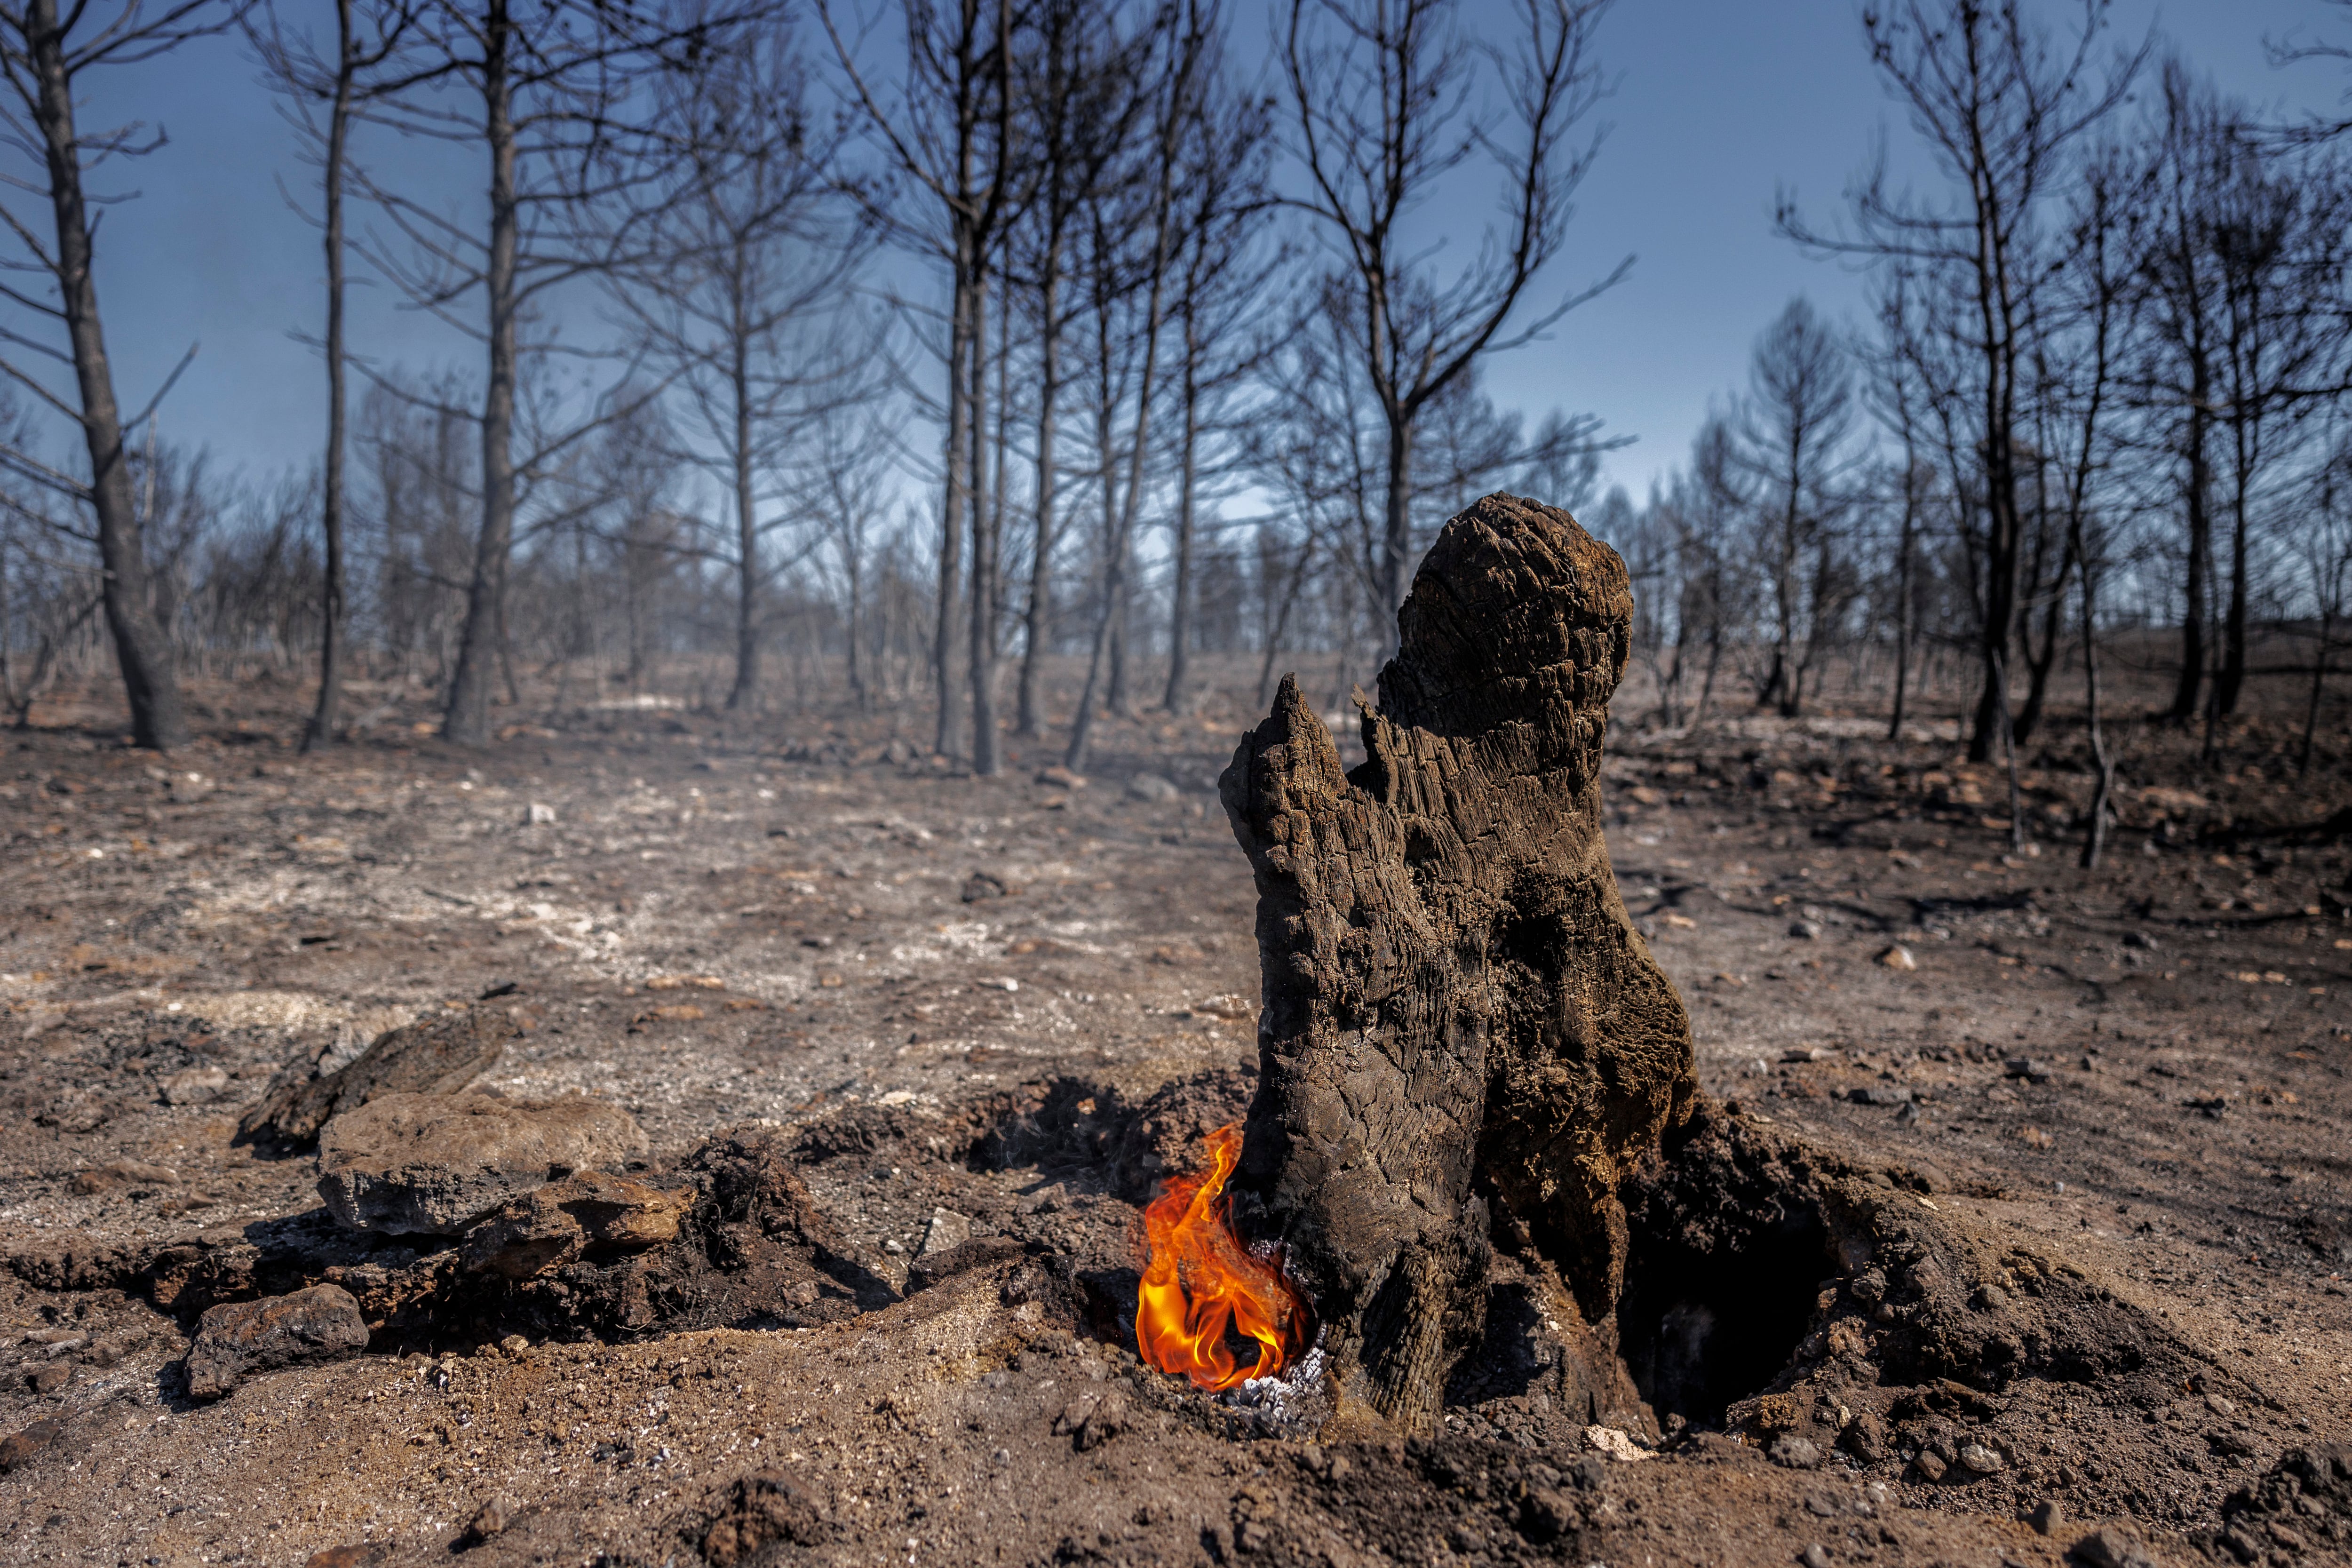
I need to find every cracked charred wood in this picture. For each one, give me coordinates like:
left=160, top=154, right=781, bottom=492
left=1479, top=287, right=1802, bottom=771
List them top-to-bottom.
left=1222, top=492, right=1696, bottom=1432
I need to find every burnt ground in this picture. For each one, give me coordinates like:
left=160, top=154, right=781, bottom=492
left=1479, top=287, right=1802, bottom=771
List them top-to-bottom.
left=0, top=657, right=2347, bottom=1568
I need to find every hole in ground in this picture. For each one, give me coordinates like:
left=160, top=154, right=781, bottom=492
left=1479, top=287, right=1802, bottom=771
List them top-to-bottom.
left=1613, top=1103, right=1834, bottom=1429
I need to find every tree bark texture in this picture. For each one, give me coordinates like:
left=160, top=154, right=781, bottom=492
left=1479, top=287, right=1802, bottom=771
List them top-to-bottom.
left=1223, top=493, right=1696, bottom=1433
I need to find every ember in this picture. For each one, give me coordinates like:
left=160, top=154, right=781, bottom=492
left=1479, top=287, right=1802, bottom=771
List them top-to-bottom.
left=1135, top=1124, right=1310, bottom=1391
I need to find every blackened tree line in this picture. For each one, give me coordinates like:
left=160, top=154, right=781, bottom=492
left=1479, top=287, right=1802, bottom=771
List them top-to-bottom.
left=0, top=0, right=2347, bottom=828
left=0, top=0, right=1632, bottom=767
left=1610, top=0, right=2352, bottom=868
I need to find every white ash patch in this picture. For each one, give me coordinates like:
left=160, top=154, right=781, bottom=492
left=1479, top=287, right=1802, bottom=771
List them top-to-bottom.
left=1217, top=1345, right=1329, bottom=1435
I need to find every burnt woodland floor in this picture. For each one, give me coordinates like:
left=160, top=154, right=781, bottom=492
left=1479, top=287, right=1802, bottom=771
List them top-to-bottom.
left=0, top=664, right=2345, bottom=1568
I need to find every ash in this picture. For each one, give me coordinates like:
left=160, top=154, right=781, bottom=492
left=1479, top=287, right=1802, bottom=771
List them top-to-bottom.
left=1220, top=1344, right=1330, bottom=1435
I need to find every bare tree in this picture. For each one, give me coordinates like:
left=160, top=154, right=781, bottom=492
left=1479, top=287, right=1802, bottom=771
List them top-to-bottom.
left=250, top=0, right=428, bottom=750
left=358, top=0, right=759, bottom=747
left=823, top=0, right=1020, bottom=769
left=1005, top=0, right=1155, bottom=738
left=1282, top=0, right=1627, bottom=648
left=1781, top=0, right=2142, bottom=762
left=0, top=1, right=253, bottom=749
left=1064, top=3, right=1203, bottom=776
left=1160, top=9, right=1280, bottom=715
left=623, top=25, right=870, bottom=716
left=2128, top=65, right=2236, bottom=728
left=2207, top=119, right=2346, bottom=717
left=2035, top=141, right=2137, bottom=865
left=1860, top=265, right=1935, bottom=741
left=1252, top=275, right=1613, bottom=709
left=1731, top=296, right=1855, bottom=718
left=0, top=384, right=100, bottom=727
left=810, top=401, right=903, bottom=709
left=1676, top=416, right=1750, bottom=732
left=2301, top=445, right=2352, bottom=775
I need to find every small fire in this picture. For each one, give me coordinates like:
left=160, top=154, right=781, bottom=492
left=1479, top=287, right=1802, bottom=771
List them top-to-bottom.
left=1135, top=1123, right=1310, bottom=1391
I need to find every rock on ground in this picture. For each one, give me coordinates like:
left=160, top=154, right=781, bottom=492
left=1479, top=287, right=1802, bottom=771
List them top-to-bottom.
left=238, top=1007, right=513, bottom=1148
left=317, top=1092, right=648, bottom=1234
left=457, top=1170, right=695, bottom=1280
left=183, top=1284, right=369, bottom=1399
left=0, top=1419, right=61, bottom=1472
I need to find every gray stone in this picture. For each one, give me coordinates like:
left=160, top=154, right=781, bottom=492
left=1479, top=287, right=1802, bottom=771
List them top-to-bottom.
left=1125, top=772, right=1180, bottom=803
left=1790, top=920, right=1823, bottom=939
left=318, top=1092, right=648, bottom=1234
left=184, top=1284, right=367, bottom=1398
left=1769, top=1435, right=1822, bottom=1469
left=1955, top=1441, right=2003, bottom=1476
left=2028, top=1498, right=2064, bottom=1535
left=1800, top=1545, right=1831, bottom=1568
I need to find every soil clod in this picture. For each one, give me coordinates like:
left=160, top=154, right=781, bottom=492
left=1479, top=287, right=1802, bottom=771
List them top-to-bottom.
left=317, top=1092, right=648, bottom=1234
left=184, top=1283, right=369, bottom=1398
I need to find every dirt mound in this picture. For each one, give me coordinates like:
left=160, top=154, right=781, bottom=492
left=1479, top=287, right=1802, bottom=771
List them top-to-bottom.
left=2205, top=1444, right=2352, bottom=1562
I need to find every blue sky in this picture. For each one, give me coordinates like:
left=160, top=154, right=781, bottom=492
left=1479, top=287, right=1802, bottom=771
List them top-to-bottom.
left=32, top=0, right=2352, bottom=510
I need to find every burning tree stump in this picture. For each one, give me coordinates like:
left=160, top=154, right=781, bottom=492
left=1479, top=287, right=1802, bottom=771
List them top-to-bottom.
left=1222, top=493, right=1696, bottom=1431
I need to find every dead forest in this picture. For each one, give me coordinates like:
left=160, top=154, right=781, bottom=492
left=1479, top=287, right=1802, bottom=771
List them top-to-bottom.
left=0, top=0, right=2345, bottom=782
left=0, top=3, right=2350, bottom=1568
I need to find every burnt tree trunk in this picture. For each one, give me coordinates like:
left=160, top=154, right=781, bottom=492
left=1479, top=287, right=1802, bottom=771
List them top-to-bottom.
left=1223, top=493, right=1695, bottom=1433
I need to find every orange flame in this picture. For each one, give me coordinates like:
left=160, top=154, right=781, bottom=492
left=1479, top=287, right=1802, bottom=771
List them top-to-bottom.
left=1135, top=1123, right=1310, bottom=1391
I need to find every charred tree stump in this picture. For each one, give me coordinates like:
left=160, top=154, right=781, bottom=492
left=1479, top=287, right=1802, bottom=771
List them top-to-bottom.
left=1223, top=493, right=1696, bottom=1431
